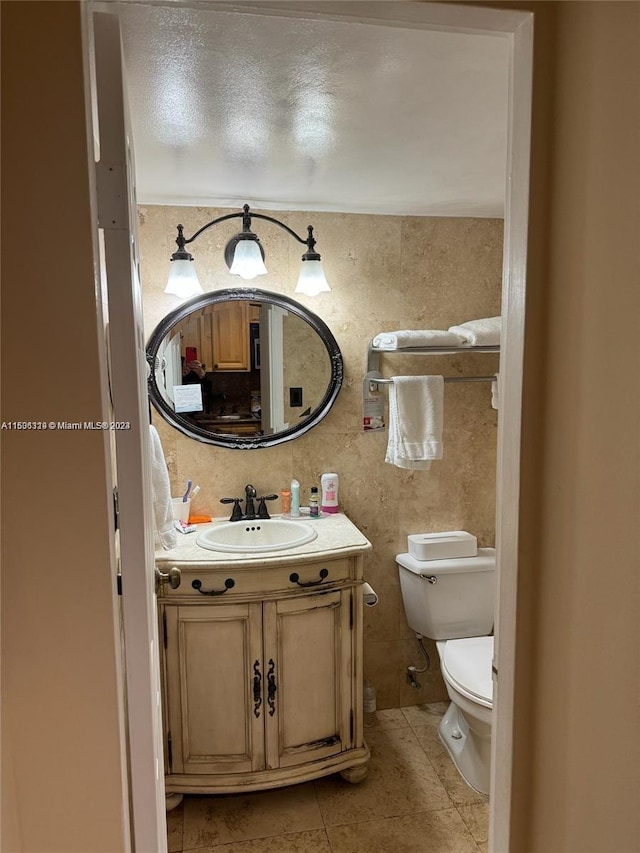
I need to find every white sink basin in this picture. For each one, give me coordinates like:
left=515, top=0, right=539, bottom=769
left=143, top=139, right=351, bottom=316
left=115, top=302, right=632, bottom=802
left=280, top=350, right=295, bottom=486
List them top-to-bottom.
left=197, top=519, right=318, bottom=553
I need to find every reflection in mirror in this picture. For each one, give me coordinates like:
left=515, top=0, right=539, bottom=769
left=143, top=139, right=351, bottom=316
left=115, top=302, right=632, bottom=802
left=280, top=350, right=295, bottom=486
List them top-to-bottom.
left=146, top=288, right=342, bottom=448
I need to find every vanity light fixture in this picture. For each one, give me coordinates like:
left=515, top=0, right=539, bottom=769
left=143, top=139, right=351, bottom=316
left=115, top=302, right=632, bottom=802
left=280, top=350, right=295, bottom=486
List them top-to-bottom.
left=165, top=204, right=331, bottom=298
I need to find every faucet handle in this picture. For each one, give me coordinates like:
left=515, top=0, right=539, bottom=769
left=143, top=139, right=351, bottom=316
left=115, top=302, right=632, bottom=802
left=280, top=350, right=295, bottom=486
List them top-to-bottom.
left=256, top=494, right=278, bottom=519
left=220, top=497, right=243, bottom=521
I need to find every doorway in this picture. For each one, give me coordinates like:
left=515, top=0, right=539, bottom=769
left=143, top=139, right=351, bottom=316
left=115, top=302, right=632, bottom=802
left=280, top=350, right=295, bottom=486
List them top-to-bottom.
left=98, top=3, right=533, bottom=850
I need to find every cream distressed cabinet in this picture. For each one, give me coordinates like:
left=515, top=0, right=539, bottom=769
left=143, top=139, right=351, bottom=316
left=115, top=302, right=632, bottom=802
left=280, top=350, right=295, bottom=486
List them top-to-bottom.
left=157, top=536, right=371, bottom=798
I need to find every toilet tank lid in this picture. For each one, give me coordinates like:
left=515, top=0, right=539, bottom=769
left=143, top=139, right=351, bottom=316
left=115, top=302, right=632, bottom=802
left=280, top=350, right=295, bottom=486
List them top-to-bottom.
left=396, top=548, right=496, bottom=576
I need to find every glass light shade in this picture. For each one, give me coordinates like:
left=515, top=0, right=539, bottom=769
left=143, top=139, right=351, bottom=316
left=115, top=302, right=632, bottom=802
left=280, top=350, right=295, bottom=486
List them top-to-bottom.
left=229, top=239, right=268, bottom=280
left=164, top=259, right=203, bottom=298
left=294, top=259, right=331, bottom=296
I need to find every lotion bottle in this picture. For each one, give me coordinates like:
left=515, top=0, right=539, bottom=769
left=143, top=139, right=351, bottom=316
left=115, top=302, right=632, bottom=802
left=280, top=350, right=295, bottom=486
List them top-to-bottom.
left=320, top=472, right=339, bottom=513
left=290, top=479, right=301, bottom=517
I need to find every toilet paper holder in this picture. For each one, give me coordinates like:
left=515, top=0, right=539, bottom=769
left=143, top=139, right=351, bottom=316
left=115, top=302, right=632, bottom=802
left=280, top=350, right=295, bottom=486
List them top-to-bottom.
left=362, top=581, right=378, bottom=607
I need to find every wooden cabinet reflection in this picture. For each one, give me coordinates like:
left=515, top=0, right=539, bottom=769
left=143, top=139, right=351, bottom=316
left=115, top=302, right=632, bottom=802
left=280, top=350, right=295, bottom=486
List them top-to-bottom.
left=181, top=302, right=253, bottom=372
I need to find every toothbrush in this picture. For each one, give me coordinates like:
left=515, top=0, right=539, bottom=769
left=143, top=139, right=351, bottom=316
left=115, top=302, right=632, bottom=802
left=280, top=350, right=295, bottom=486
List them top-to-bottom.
left=182, top=480, right=192, bottom=502
left=190, top=485, right=201, bottom=499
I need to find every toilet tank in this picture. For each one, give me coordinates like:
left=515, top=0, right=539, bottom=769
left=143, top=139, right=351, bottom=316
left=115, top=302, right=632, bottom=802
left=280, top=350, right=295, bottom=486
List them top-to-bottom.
left=397, top=549, right=495, bottom=640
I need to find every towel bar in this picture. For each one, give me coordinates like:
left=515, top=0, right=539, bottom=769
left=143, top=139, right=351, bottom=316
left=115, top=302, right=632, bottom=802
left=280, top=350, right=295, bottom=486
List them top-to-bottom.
left=362, top=340, right=500, bottom=430
left=368, top=374, right=496, bottom=392
left=371, top=375, right=495, bottom=386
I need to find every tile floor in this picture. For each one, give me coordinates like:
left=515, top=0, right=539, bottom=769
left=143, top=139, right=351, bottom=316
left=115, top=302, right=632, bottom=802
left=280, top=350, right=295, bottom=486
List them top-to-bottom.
left=167, top=704, right=489, bottom=853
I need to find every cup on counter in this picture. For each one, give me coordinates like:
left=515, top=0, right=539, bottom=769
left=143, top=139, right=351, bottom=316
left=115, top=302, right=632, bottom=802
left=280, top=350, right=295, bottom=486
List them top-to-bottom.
left=172, top=498, right=191, bottom=523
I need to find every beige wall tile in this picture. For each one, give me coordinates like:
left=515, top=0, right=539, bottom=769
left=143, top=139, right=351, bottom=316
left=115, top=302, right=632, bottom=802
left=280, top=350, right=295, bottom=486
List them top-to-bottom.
left=140, top=206, right=502, bottom=708
left=397, top=637, right=450, bottom=709
left=363, top=641, right=401, bottom=710
left=402, top=702, right=449, bottom=729
left=362, top=708, right=409, bottom=732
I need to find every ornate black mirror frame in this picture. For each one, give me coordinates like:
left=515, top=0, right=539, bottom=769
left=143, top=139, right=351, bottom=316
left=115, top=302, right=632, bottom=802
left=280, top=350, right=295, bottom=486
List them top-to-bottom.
left=146, top=288, right=343, bottom=449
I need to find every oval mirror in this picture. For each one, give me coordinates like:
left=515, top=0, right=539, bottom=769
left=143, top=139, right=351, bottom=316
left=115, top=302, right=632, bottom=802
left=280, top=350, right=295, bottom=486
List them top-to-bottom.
left=146, top=288, right=343, bottom=448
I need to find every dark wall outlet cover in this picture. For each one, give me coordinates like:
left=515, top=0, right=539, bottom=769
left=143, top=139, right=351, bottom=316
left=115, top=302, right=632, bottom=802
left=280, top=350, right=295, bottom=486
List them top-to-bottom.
left=290, top=387, right=303, bottom=407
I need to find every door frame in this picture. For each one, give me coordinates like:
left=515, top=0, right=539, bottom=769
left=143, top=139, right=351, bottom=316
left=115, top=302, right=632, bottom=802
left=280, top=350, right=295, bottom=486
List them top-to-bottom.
left=90, top=3, right=532, bottom=850
left=86, top=8, right=168, bottom=851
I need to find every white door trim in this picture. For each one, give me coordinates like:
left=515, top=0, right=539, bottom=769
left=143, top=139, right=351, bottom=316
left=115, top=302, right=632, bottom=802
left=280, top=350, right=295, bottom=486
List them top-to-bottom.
left=88, top=9, right=167, bottom=851
left=489, top=13, right=534, bottom=852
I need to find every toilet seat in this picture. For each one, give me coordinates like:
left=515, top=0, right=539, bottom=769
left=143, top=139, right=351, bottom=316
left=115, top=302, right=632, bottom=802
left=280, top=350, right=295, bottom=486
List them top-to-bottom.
left=440, top=637, right=494, bottom=709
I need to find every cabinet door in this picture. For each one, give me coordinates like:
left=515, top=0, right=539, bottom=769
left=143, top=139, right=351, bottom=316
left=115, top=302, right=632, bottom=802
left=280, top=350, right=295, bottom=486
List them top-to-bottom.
left=211, top=301, right=250, bottom=370
left=263, top=590, right=352, bottom=770
left=164, top=602, right=264, bottom=775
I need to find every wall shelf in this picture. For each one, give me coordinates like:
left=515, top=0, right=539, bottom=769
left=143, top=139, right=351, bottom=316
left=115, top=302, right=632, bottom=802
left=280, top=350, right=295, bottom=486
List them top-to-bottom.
left=366, top=340, right=500, bottom=389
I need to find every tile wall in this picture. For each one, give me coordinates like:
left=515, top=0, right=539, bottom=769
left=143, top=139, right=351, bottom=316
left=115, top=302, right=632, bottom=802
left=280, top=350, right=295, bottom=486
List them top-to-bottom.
left=139, top=205, right=502, bottom=708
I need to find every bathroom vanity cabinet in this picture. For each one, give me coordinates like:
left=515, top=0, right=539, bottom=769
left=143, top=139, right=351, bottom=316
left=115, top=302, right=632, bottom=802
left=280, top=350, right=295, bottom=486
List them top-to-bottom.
left=156, top=515, right=371, bottom=797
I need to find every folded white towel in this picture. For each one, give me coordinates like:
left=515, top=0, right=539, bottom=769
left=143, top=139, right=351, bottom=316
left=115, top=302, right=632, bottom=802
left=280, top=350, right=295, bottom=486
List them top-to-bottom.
left=448, top=316, right=501, bottom=347
left=372, top=329, right=464, bottom=350
left=385, top=376, right=444, bottom=470
left=149, top=425, right=177, bottom=550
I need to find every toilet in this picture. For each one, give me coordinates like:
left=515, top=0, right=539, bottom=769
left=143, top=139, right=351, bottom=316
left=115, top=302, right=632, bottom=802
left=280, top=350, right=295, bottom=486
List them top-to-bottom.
left=397, top=548, right=495, bottom=795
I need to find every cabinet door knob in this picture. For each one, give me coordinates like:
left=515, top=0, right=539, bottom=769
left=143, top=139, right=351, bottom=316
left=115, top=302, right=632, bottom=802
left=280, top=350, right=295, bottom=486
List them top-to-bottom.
left=289, top=568, right=329, bottom=588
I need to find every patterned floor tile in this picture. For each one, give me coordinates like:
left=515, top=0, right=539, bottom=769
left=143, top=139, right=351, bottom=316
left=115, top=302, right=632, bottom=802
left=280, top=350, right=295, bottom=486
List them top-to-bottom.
left=413, top=725, right=489, bottom=807
left=315, top=727, right=452, bottom=827
left=181, top=783, right=323, bottom=850
left=326, top=809, right=481, bottom=853
left=182, top=827, right=332, bottom=853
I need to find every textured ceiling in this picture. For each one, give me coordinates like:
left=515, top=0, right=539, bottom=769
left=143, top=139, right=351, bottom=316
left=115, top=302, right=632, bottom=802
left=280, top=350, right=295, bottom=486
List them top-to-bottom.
left=118, top=3, right=509, bottom=216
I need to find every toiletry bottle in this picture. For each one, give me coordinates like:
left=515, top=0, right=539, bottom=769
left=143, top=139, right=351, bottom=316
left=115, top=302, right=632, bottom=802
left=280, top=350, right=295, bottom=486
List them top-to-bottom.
left=320, top=472, right=339, bottom=514
left=290, top=479, right=301, bottom=517
left=309, top=486, right=319, bottom=517
left=280, top=489, right=291, bottom=515
left=363, top=679, right=377, bottom=727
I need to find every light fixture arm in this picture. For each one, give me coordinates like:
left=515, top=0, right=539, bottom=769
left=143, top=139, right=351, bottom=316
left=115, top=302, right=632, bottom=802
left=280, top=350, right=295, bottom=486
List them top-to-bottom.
left=167, top=204, right=329, bottom=296
left=174, top=204, right=318, bottom=257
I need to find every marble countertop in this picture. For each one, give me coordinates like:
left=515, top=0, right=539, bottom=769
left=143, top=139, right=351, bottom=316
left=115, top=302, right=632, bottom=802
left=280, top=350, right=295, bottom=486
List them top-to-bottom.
left=155, top=512, right=372, bottom=569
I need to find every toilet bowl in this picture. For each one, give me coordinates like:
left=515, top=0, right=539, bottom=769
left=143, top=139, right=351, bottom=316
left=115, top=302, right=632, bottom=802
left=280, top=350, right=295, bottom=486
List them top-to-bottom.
left=396, top=549, right=496, bottom=796
left=436, top=636, right=493, bottom=795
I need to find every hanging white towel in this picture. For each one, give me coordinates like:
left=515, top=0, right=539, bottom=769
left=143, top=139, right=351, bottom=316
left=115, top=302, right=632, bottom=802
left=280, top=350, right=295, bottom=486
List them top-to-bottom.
left=448, top=316, right=501, bottom=347
left=372, top=329, right=464, bottom=350
left=491, top=373, right=500, bottom=410
left=385, top=376, right=444, bottom=470
left=149, top=425, right=177, bottom=550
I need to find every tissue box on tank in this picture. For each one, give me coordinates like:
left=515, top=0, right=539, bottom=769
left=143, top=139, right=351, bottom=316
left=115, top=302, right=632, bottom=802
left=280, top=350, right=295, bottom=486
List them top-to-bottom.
left=408, top=530, right=477, bottom=561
